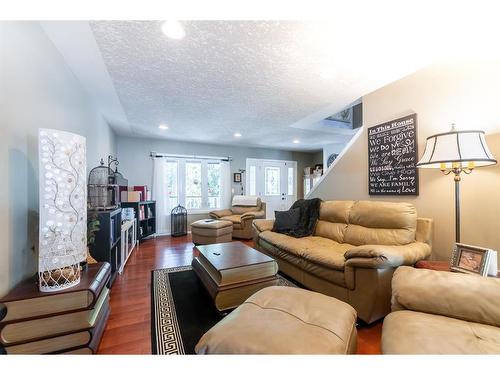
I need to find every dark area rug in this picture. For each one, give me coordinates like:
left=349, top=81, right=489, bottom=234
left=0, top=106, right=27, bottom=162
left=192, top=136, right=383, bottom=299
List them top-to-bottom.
left=151, top=265, right=297, bottom=354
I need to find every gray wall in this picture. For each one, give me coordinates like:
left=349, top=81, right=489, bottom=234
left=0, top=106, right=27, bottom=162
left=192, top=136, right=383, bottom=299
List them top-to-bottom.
left=0, top=22, right=117, bottom=296
left=116, top=136, right=319, bottom=223
left=312, top=150, right=323, bottom=166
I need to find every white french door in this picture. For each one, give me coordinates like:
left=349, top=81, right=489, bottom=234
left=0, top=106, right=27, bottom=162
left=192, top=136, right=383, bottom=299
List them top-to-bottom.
left=246, top=158, right=297, bottom=218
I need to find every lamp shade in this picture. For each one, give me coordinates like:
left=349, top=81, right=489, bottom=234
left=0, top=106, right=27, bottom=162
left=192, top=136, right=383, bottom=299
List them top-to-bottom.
left=38, top=128, right=87, bottom=292
left=417, top=129, right=497, bottom=169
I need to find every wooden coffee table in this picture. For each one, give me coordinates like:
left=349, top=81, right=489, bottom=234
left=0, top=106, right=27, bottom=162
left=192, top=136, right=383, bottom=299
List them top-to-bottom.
left=192, top=242, right=279, bottom=312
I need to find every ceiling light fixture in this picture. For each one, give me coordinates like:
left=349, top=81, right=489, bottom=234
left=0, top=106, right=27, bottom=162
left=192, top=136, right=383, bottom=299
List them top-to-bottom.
left=161, top=20, right=185, bottom=40
left=158, top=124, right=169, bottom=130
left=234, top=133, right=242, bottom=137
left=293, top=139, right=300, bottom=144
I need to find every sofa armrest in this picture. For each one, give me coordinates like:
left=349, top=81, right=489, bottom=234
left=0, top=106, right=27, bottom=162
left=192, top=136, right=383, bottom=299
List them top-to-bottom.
left=209, top=209, right=233, bottom=219
left=241, top=210, right=265, bottom=222
left=252, top=219, right=275, bottom=233
left=344, top=242, right=431, bottom=269
left=391, top=266, right=500, bottom=326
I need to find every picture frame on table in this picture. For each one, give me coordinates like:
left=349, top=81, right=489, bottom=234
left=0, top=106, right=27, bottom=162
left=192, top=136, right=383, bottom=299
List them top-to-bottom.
left=233, top=173, right=241, bottom=183
left=450, top=243, right=492, bottom=276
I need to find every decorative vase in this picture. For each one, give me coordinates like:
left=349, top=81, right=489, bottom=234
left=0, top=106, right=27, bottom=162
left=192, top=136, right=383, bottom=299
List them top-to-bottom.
left=38, top=129, right=87, bottom=292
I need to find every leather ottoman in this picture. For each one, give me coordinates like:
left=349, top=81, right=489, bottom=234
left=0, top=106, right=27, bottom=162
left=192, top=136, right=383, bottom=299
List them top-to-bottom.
left=191, top=219, right=233, bottom=245
left=195, top=286, right=358, bottom=354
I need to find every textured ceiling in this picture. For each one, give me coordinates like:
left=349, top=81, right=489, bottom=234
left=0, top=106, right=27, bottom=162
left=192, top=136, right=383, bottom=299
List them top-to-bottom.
left=90, top=21, right=428, bottom=151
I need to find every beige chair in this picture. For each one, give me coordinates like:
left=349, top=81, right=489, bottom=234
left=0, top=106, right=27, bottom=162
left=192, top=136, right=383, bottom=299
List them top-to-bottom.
left=210, top=197, right=266, bottom=239
left=253, top=200, right=433, bottom=324
left=190, top=219, right=233, bottom=245
left=382, top=266, right=500, bottom=354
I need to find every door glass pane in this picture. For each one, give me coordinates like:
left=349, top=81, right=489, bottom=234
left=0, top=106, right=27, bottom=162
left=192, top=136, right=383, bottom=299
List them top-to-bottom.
left=166, top=160, right=179, bottom=207
left=185, top=161, right=202, bottom=209
left=207, top=162, right=221, bottom=209
left=249, top=166, right=256, bottom=196
left=265, top=167, right=280, bottom=196
left=287, top=167, right=294, bottom=196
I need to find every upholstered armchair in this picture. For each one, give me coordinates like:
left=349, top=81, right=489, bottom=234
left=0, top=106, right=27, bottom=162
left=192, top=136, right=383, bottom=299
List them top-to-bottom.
left=210, top=196, right=266, bottom=239
left=382, top=266, right=500, bottom=354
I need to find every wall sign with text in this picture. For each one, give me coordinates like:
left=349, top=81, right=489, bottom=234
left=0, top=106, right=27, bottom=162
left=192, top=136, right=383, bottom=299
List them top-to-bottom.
left=368, top=114, right=418, bottom=195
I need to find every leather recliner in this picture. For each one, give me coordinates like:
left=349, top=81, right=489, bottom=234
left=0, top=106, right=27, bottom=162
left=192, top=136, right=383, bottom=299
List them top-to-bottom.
left=210, top=198, right=266, bottom=239
left=382, top=266, right=500, bottom=354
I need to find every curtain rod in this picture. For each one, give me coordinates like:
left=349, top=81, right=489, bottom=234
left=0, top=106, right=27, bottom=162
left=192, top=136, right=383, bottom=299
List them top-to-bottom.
left=150, top=151, right=232, bottom=161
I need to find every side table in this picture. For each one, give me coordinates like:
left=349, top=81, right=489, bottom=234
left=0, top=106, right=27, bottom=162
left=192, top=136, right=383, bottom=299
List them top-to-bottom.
left=415, top=260, right=500, bottom=278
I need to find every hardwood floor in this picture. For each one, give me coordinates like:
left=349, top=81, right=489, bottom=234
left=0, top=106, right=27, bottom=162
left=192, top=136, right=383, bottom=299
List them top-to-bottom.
left=97, top=234, right=382, bottom=354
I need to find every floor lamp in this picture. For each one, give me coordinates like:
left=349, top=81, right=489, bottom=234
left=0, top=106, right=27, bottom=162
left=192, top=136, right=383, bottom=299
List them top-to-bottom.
left=416, top=124, right=496, bottom=243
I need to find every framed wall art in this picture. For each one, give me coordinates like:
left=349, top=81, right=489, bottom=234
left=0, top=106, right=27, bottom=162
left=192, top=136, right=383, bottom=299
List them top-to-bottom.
left=368, top=113, right=418, bottom=195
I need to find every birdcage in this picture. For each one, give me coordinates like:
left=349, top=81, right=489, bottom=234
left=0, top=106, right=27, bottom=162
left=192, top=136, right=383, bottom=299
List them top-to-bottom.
left=87, top=159, right=119, bottom=210
left=113, top=166, right=128, bottom=203
left=171, top=205, right=187, bottom=237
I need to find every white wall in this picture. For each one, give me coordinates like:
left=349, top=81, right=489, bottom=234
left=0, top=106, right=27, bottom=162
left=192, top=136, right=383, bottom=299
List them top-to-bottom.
left=0, top=22, right=117, bottom=296
left=310, top=62, right=500, bottom=267
left=116, top=135, right=319, bottom=226
left=117, top=135, right=319, bottom=198
left=322, top=143, right=347, bottom=168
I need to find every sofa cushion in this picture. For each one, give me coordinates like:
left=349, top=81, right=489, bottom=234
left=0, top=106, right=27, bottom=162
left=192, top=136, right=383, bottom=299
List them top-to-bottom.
left=319, top=200, right=354, bottom=224
left=313, top=201, right=353, bottom=242
left=344, top=201, right=417, bottom=246
left=232, top=205, right=260, bottom=215
left=220, top=215, right=243, bottom=229
left=314, top=221, right=348, bottom=244
left=344, top=225, right=416, bottom=246
left=259, top=231, right=311, bottom=257
left=259, top=232, right=350, bottom=271
left=300, top=237, right=352, bottom=271
left=259, top=238, right=305, bottom=268
left=392, top=266, right=500, bottom=327
left=382, top=310, right=500, bottom=354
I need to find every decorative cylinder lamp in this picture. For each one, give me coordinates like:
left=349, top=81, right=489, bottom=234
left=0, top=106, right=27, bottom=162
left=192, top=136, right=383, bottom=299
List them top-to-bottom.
left=416, top=124, right=496, bottom=242
left=38, top=129, right=87, bottom=292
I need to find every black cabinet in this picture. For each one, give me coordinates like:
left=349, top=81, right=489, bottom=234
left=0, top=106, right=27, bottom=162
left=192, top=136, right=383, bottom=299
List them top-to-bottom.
left=121, top=201, right=156, bottom=241
left=88, top=208, right=122, bottom=286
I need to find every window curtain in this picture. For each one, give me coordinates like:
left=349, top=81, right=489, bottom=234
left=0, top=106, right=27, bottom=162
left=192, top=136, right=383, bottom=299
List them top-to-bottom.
left=152, top=158, right=174, bottom=235
left=220, top=160, right=232, bottom=209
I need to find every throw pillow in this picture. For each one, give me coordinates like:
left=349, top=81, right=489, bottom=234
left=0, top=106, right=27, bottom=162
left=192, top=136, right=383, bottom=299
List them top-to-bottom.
left=272, top=207, right=301, bottom=233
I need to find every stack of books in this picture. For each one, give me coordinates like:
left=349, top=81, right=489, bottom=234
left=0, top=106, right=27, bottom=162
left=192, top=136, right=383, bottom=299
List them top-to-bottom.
left=0, top=263, right=111, bottom=354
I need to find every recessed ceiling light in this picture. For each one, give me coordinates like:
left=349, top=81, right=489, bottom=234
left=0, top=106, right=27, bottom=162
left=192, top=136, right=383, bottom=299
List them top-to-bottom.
left=161, top=20, right=185, bottom=40
left=158, top=124, right=169, bottom=130
left=234, top=133, right=242, bottom=137
left=293, top=139, right=300, bottom=144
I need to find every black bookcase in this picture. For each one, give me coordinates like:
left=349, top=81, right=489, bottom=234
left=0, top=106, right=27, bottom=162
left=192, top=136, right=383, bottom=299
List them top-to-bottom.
left=121, top=201, right=156, bottom=241
left=88, top=207, right=122, bottom=286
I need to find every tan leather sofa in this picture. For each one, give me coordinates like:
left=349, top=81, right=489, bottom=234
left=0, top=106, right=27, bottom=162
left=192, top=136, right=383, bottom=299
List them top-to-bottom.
left=210, top=198, right=266, bottom=239
left=253, top=200, right=433, bottom=323
left=382, top=266, right=500, bottom=354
